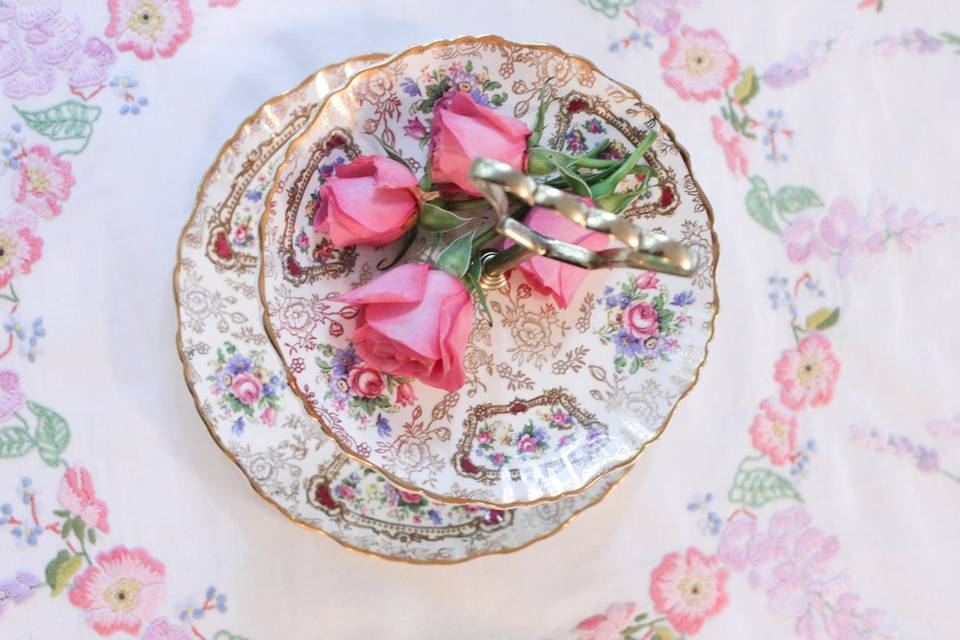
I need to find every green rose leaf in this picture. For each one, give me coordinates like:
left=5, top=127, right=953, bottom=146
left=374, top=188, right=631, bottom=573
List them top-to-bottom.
left=732, top=67, right=760, bottom=106
left=15, top=100, right=102, bottom=155
left=369, top=134, right=413, bottom=173
left=745, top=175, right=779, bottom=233
left=774, top=186, right=824, bottom=215
left=418, top=203, right=469, bottom=232
left=435, top=231, right=475, bottom=278
left=805, top=307, right=840, bottom=331
left=28, top=401, right=70, bottom=468
left=0, top=426, right=34, bottom=458
left=729, top=467, right=802, bottom=508
left=45, top=550, right=84, bottom=597
left=213, top=631, right=250, bottom=640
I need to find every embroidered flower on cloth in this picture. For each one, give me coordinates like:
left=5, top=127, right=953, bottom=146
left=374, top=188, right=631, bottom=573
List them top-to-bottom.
left=105, top=0, right=193, bottom=60
left=0, top=1, right=116, bottom=98
left=660, top=27, right=740, bottom=101
left=711, top=115, right=749, bottom=177
left=12, top=145, right=74, bottom=219
left=0, top=210, right=42, bottom=288
left=774, top=333, right=840, bottom=410
left=0, top=369, right=25, bottom=421
left=749, top=398, right=798, bottom=465
left=58, top=466, right=111, bottom=534
left=68, top=546, right=166, bottom=636
left=649, top=547, right=729, bottom=634
left=574, top=602, right=637, bottom=640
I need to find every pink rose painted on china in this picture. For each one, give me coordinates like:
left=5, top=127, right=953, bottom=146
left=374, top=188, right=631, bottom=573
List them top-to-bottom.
left=105, top=0, right=193, bottom=60
left=660, top=27, right=740, bottom=101
left=430, top=91, right=531, bottom=197
left=711, top=116, right=749, bottom=178
left=13, top=145, right=74, bottom=219
left=314, top=155, right=421, bottom=247
left=508, top=205, right=608, bottom=309
left=0, top=210, right=43, bottom=288
left=334, top=263, right=473, bottom=392
left=636, top=271, right=659, bottom=290
left=623, top=301, right=659, bottom=340
left=774, top=333, right=840, bottom=410
left=347, top=366, right=385, bottom=398
left=0, top=369, right=25, bottom=421
left=229, top=372, right=261, bottom=405
left=395, top=381, right=416, bottom=406
left=749, top=398, right=798, bottom=465
left=259, top=406, right=276, bottom=426
left=58, top=466, right=110, bottom=533
left=68, top=546, right=166, bottom=636
left=649, top=547, right=729, bottom=634
left=574, top=601, right=637, bottom=640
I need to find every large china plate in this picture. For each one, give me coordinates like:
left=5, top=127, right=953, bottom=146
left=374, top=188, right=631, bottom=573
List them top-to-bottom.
left=260, top=36, right=718, bottom=508
left=174, top=54, right=626, bottom=564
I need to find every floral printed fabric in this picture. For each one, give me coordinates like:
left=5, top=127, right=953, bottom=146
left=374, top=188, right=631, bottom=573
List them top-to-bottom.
left=2, top=1, right=959, bottom=638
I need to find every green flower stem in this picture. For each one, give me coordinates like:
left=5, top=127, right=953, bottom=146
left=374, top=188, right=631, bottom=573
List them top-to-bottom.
left=590, top=130, right=656, bottom=198
left=585, top=139, right=611, bottom=159
left=438, top=198, right=491, bottom=212
left=470, top=226, right=500, bottom=252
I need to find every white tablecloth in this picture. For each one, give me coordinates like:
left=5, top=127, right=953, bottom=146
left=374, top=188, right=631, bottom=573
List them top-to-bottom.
left=2, top=1, right=958, bottom=638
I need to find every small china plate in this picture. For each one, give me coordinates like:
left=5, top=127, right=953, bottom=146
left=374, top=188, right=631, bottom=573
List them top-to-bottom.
left=261, top=36, right=718, bottom=508
left=174, top=55, right=625, bottom=563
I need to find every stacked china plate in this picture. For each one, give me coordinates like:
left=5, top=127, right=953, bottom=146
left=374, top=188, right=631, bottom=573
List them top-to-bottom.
left=174, top=37, right=717, bottom=563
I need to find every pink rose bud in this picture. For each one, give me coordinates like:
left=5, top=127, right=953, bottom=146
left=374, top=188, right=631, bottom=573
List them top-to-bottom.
left=430, top=91, right=531, bottom=197
left=314, top=155, right=420, bottom=247
left=507, top=204, right=609, bottom=309
left=334, top=263, right=473, bottom=392
left=623, top=301, right=659, bottom=339
left=347, top=366, right=385, bottom=398
left=229, top=372, right=262, bottom=405
left=395, top=382, right=416, bottom=406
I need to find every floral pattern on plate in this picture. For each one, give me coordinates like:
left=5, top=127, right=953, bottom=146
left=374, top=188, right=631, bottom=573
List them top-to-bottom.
left=260, top=37, right=718, bottom=507
left=174, top=54, right=625, bottom=563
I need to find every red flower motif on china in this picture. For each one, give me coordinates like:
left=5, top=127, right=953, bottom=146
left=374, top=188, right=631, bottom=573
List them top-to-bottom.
left=660, top=27, right=740, bottom=101
left=774, top=333, right=840, bottom=410
left=749, top=398, right=798, bottom=465
left=649, top=547, right=729, bottom=634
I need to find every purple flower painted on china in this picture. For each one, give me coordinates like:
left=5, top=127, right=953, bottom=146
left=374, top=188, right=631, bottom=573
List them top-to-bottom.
left=400, top=77, right=421, bottom=97
left=403, top=117, right=427, bottom=140
left=671, top=290, right=695, bottom=306
left=331, top=346, right=359, bottom=379
left=226, top=354, right=252, bottom=375
left=376, top=413, right=391, bottom=437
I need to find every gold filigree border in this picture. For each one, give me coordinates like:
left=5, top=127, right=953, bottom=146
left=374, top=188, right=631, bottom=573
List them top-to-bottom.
left=259, top=35, right=721, bottom=510
left=173, top=53, right=628, bottom=565
left=453, top=388, right=603, bottom=485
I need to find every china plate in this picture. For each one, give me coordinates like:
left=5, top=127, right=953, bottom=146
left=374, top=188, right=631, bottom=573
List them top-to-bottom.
left=261, top=36, right=718, bottom=508
left=174, top=55, right=625, bottom=564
